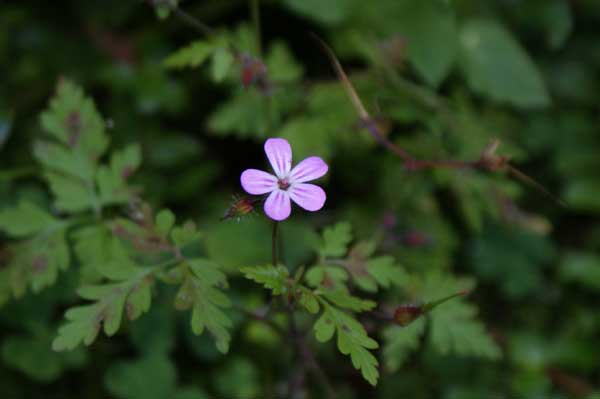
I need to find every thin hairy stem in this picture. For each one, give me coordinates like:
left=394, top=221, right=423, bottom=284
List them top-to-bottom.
left=250, top=0, right=262, bottom=56
left=171, top=6, right=213, bottom=35
left=312, top=34, right=565, bottom=205
left=271, top=220, right=279, bottom=265
left=287, top=307, right=336, bottom=398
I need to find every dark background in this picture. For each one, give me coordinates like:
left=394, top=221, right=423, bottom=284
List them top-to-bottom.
left=1, top=0, right=600, bottom=398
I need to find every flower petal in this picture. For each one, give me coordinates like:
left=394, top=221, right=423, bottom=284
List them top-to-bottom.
left=264, top=138, right=292, bottom=178
left=289, top=156, right=328, bottom=183
left=240, top=169, right=277, bottom=195
left=289, top=183, right=326, bottom=212
left=264, top=190, right=291, bottom=221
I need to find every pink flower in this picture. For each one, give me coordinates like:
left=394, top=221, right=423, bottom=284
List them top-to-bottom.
left=240, top=138, right=328, bottom=221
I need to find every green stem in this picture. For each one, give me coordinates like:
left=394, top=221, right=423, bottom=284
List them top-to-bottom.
left=250, top=0, right=262, bottom=56
left=167, top=1, right=214, bottom=37
left=271, top=220, right=279, bottom=266
left=422, top=290, right=468, bottom=313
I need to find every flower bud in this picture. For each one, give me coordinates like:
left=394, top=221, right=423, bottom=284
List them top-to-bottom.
left=239, top=53, right=270, bottom=93
left=221, top=196, right=256, bottom=221
left=393, top=290, right=469, bottom=326
left=393, top=304, right=423, bottom=326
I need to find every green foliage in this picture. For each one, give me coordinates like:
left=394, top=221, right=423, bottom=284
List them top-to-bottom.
left=1, top=0, right=598, bottom=397
left=383, top=0, right=458, bottom=87
left=458, top=19, right=550, bottom=108
left=207, top=38, right=303, bottom=139
left=164, top=40, right=215, bottom=69
left=34, top=79, right=140, bottom=213
left=39, top=79, right=109, bottom=158
left=97, top=143, right=142, bottom=205
left=0, top=201, right=70, bottom=298
left=0, top=201, right=59, bottom=238
left=319, top=221, right=352, bottom=258
left=469, top=223, right=555, bottom=298
left=314, top=227, right=408, bottom=293
left=559, top=252, right=600, bottom=291
left=366, top=256, right=407, bottom=289
left=52, top=262, right=154, bottom=351
left=175, top=262, right=232, bottom=354
left=241, top=265, right=290, bottom=295
left=305, top=265, right=348, bottom=288
left=383, top=271, right=500, bottom=372
left=419, top=271, right=501, bottom=359
left=320, top=288, right=376, bottom=312
left=428, top=299, right=501, bottom=360
left=314, top=302, right=379, bottom=385
left=382, top=318, right=425, bottom=372
left=2, top=330, right=86, bottom=382
left=105, top=353, right=207, bottom=399
left=214, top=357, right=260, bottom=398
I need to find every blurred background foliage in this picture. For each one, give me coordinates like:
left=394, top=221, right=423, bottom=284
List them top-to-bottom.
left=1, top=0, right=600, bottom=398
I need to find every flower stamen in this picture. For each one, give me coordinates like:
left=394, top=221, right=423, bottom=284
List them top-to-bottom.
left=278, top=178, right=290, bottom=191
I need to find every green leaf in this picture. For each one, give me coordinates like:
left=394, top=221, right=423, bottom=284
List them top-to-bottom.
left=389, top=0, right=458, bottom=87
left=458, top=19, right=550, bottom=108
left=164, top=40, right=215, bottom=69
left=266, top=41, right=304, bottom=82
left=211, top=47, right=234, bottom=82
left=34, top=78, right=132, bottom=214
left=39, top=78, right=109, bottom=160
left=208, top=83, right=302, bottom=140
left=208, top=90, right=270, bottom=139
left=280, top=117, right=333, bottom=161
left=33, top=140, right=95, bottom=181
left=110, top=142, right=142, bottom=177
left=97, top=144, right=141, bottom=206
left=44, top=172, right=92, bottom=213
left=564, top=179, right=600, bottom=213
left=0, top=201, right=58, bottom=238
left=155, top=209, right=176, bottom=239
left=0, top=215, right=71, bottom=297
left=170, top=221, right=202, bottom=247
left=320, top=222, right=352, bottom=258
left=469, top=223, right=555, bottom=298
left=74, top=225, right=136, bottom=283
left=342, top=246, right=407, bottom=292
left=559, top=252, right=600, bottom=291
left=366, top=256, right=407, bottom=288
left=188, top=258, right=227, bottom=287
left=240, top=265, right=290, bottom=295
left=305, top=265, right=348, bottom=288
left=175, top=267, right=232, bottom=353
left=52, top=268, right=154, bottom=351
left=416, top=271, right=501, bottom=360
left=297, top=286, right=320, bottom=314
left=322, top=288, right=376, bottom=312
left=429, top=299, right=501, bottom=360
left=314, top=304, right=379, bottom=385
left=314, top=309, right=335, bottom=343
left=382, top=318, right=425, bottom=372
left=2, top=331, right=86, bottom=382
left=105, top=354, right=176, bottom=399
left=214, top=357, right=260, bottom=399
